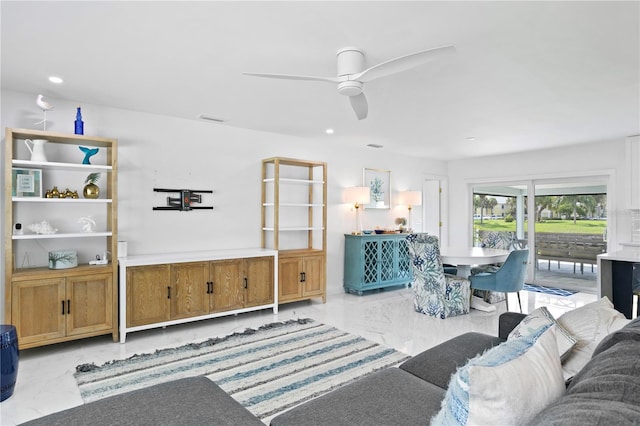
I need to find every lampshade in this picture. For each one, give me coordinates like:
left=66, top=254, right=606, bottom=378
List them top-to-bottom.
left=345, top=186, right=371, bottom=206
left=401, top=191, right=422, bottom=207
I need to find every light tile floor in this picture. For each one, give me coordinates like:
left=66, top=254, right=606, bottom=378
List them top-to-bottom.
left=0, top=287, right=596, bottom=425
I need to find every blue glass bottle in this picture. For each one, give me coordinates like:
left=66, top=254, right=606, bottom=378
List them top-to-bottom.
left=74, top=107, right=84, bottom=135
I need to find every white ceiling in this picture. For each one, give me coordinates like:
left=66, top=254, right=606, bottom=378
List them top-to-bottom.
left=2, top=1, right=639, bottom=160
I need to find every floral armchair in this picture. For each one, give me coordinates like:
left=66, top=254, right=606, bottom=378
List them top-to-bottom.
left=478, top=230, right=521, bottom=251
left=406, top=233, right=470, bottom=319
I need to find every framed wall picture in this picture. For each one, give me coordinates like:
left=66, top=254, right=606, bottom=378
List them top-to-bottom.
left=12, top=168, right=43, bottom=197
left=363, top=168, right=391, bottom=209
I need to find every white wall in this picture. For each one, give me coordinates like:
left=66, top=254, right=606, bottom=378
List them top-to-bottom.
left=1, top=89, right=447, bottom=318
left=447, top=140, right=631, bottom=250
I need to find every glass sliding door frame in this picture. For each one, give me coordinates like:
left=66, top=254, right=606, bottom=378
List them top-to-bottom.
left=472, top=173, right=611, bottom=293
left=530, top=176, right=609, bottom=293
left=472, top=181, right=533, bottom=282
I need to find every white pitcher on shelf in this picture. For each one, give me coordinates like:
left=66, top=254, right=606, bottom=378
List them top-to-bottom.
left=24, top=139, right=48, bottom=162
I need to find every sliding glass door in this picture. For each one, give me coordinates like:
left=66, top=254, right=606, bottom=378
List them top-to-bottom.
left=472, top=176, right=608, bottom=294
left=531, top=179, right=607, bottom=294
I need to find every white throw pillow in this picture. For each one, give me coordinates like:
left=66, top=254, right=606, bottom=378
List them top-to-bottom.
left=557, top=297, right=630, bottom=379
left=508, top=306, right=577, bottom=362
left=432, top=324, right=565, bottom=426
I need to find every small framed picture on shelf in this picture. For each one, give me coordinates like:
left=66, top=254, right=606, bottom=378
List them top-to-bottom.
left=12, top=168, right=42, bottom=197
left=363, top=168, right=391, bottom=209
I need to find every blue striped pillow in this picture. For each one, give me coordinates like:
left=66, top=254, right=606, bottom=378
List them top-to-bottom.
left=431, top=323, right=563, bottom=425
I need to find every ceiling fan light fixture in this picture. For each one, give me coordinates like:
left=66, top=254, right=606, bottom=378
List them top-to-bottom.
left=338, top=80, right=362, bottom=97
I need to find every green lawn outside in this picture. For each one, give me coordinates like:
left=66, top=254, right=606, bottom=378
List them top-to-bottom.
left=474, top=219, right=607, bottom=234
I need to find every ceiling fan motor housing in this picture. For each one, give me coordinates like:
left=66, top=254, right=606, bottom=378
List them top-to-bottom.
left=337, top=47, right=364, bottom=96
left=337, top=47, right=364, bottom=75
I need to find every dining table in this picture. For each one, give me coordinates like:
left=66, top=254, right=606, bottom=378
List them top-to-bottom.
left=440, top=246, right=511, bottom=312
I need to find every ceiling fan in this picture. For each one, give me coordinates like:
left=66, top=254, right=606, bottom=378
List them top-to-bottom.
left=244, top=45, right=455, bottom=120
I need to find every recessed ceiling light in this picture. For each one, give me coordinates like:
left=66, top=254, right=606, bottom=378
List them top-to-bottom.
left=48, top=76, right=63, bottom=84
left=198, top=113, right=225, bottom=123
left=325, top=128, right=334, bottom=135
left=466, top=137, right=476, bottom=141
left=367, top=143, right=384, bottom=149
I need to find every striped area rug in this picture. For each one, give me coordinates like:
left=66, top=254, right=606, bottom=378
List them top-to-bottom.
left=523, top=283, right=578, bottom=297
left=74, top=319, right=410, bottom=422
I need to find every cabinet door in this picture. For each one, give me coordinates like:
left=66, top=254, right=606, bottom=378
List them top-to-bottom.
left=378, top=238, right=396, bottom=283
left=362, top=239, right=379, bottom=284
left=396, top=239, right=412, bottom=281
left=302, top=255, right=325, bottom=298
left=244, top=257, right=274, bottom=308
left=278, top=257, right=304, bottom=302
left=210, top=260, right=244, bottom=313
left=171, top=262, right=210, bottom=320
left=127, top=265, right=170, bottom=327
left=66, top=273, right=113, bottom=336
left=12, top=278, right=66, bottom=345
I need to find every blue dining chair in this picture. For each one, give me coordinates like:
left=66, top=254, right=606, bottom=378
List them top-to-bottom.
left=469, top=249, right=529, bottom=313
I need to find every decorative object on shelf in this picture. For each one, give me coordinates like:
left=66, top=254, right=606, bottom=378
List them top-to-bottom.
left=35, top=94, right=54, bottom=130
left=74, top=107, right=84, bottom=135
left=24, top=139, right=48, bottom=162
left=79, top=146, right=98, bottom=164
left=11, top=168, right=43, bottom=197
left=363, top=168, right=391, bottom=209
left=83, top=173, right=101, bottom=199
left=44, top=186, right=78, bottom=198
left=46, top=186, right=59, bottom=198
left=344, top=186, right=371, bottom=235
left=152, top=188, right=214, bottom=211
left=399, top=190, right=422, bottom=232
left=78, top=216, right=96, bottom=233
left=395, top=217, right=407, bottom=232
left=28, top=220, right=57, bottom=235
left=13, top=223, right=23, bottom=236
left=117, top=241, right=128, bottom=258
left=48, top=250, right=78, bottom=269
left=89, top=252, right=109, bottom=265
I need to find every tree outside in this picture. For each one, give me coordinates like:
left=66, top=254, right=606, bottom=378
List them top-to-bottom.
left=473, top=193, right=607, bottom=237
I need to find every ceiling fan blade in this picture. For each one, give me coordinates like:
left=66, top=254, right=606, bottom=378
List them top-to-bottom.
left=354, top=45, right=455, bottom=83
left=243, top=72, right=339, bottom=83
left=349, top=93, right=368, bottom=120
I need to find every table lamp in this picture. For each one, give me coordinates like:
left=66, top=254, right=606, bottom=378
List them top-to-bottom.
left=345, top=186, right=371, bottom=235
left=401, top=190, right=422, bottom=232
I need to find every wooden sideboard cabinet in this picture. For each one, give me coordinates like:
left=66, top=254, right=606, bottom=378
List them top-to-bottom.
left=343, top=234, right=413, bottom=295
left=119, top=249, right=277, bottom=342
left=278, top=251, right=326, bottom=303
left=11, top=268, right=113, bottom=348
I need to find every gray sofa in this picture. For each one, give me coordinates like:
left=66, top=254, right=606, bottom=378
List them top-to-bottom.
left=23, top=313, right=640, bottom=425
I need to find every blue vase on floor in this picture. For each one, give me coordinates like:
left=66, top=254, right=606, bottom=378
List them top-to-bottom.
left=0, top=325, right=19, bottom=402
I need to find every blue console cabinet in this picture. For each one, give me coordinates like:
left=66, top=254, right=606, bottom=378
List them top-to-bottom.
left=343, top=234, right=413, bottom=295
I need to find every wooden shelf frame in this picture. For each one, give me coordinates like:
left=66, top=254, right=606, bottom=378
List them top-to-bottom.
left=4, top=127, right=119, bottom=347
left=261, top=157, right=327, bottom=304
